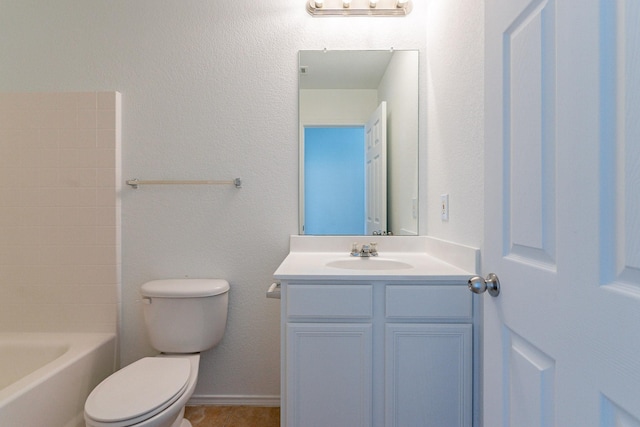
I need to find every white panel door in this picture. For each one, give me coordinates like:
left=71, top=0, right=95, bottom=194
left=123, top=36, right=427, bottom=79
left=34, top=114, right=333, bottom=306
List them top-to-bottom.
left=484, top=0, right=640, bottom=426
left=365, top=102, right=387, bottom=235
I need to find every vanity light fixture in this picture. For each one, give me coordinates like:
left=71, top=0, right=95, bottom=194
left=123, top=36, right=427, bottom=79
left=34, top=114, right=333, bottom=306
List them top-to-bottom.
left=307, top=0, right=412, bottom=16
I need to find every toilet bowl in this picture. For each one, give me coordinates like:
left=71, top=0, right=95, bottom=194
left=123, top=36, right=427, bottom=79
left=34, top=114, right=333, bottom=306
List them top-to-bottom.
left=85, top=279, right=229, bottom=427
left=85, top=354, right=199, bottom=427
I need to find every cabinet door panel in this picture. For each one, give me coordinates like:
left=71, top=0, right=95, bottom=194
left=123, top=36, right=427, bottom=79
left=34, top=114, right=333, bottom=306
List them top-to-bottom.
left=287, top=323, right=373, bottom=427
left=385, top=323, right=472, bottom=427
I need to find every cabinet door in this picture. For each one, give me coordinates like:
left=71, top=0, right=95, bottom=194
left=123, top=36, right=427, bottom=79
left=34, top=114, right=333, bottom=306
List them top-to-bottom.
left=286, top=323, right=373, bottom=427
left=385, top=324, right=472, bottom=427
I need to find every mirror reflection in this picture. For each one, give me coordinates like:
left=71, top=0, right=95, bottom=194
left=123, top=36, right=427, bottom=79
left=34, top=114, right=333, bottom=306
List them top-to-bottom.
left=299, top=50, right=419, bottom=236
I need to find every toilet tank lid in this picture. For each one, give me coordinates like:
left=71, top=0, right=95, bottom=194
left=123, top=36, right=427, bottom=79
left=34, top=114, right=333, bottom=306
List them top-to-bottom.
left=141, top=279, right=230, bottom=298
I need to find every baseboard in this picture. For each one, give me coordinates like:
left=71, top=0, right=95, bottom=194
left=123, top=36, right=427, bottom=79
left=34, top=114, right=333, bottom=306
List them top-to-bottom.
left=187, top=394, right=281, bottom=407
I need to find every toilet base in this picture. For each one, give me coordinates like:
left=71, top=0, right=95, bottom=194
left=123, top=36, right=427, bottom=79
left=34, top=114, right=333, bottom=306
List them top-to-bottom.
left=169, top=407, right=192, bottom=427
left=169, top=411, right=191, bottom=427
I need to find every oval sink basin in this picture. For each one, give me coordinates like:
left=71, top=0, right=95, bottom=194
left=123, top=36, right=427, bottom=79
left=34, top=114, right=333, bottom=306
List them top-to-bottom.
left=326, top=258, right=413, bottom=270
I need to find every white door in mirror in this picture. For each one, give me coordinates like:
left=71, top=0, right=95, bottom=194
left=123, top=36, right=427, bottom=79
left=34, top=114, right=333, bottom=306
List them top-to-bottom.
left=365, top=101, right=387, bottom=235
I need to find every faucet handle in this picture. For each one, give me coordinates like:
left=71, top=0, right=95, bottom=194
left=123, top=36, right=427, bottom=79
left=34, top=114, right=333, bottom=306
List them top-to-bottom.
left=351, top=242, right=360, bottom=256
left=369, top=242, right=378, bottom=256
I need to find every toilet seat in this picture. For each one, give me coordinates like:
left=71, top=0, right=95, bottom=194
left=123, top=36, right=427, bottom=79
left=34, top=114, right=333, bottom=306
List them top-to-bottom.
left=85, top=357, right=191, bottom=427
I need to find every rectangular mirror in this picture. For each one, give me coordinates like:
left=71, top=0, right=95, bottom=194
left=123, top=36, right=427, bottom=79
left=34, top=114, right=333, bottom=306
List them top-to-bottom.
left=298, top=49, right=419, bottom=236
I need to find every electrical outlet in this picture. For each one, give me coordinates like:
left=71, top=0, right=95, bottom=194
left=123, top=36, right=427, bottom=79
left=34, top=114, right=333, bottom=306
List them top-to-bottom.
left=440, top=194, right=449, bottom=221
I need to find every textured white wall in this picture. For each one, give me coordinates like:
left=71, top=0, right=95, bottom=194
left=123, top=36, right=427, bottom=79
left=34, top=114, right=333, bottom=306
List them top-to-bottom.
left=0, top=0, right=483, bottom=401
left=425, top=1, right=485, bottom=248
left=379, top=51, right=419, bottom=235
left=300, top=89, right=379, bottom=124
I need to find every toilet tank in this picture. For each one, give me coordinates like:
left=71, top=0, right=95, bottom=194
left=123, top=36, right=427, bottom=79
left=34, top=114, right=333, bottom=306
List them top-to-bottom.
left=141, top=279, right=230, bottom=353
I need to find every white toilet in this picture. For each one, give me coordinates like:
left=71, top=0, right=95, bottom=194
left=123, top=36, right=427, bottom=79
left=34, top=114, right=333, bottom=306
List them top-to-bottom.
left=84, top=279, right=230, bottom=427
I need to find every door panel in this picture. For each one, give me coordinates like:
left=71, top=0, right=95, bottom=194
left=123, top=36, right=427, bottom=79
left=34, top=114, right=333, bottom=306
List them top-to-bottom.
left=484, top=0, right=640, bottom=426
left=503, top=0, right=557, bottom=267
left=601, top=0, right=640, bottom=289
left=365, top=102, right=387, bottom=235
left=506, top=330, right=555, bottom=427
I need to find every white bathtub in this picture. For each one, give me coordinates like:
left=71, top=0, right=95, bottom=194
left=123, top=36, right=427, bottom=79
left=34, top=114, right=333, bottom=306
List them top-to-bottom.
left=0, top=333, right=116, bottom=427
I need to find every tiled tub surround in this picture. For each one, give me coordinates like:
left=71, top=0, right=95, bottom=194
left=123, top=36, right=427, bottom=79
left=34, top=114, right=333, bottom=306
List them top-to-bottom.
left=0, top=92, right=121, bottom=333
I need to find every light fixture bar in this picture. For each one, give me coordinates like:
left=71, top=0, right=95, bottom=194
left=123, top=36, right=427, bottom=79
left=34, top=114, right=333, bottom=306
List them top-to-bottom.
left=307, top=0, right=412, bottom=16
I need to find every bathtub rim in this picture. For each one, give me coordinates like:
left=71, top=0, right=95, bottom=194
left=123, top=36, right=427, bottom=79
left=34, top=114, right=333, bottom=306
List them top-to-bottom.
left=0, top=332, right=116, bottom=407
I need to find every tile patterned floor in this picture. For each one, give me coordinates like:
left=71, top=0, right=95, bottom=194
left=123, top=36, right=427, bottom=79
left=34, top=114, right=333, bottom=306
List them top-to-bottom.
left=184, top=405, right=280, bottom=427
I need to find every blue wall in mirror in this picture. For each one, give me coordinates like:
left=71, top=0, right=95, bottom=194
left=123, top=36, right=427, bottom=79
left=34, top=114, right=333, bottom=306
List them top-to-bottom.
left=304, top=126, right=365, bottom=235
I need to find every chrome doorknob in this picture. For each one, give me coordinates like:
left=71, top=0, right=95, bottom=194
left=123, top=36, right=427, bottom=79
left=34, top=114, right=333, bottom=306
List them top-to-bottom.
left=468, top=273, right=500, bottom=297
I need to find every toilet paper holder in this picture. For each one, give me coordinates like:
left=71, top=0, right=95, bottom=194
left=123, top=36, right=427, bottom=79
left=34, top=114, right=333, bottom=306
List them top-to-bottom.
left=266, top=282, right=281, bottom=299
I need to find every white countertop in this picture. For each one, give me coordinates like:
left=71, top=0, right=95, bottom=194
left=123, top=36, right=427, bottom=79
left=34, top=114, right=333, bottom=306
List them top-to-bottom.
left=273, top=236, right=479, bottom=282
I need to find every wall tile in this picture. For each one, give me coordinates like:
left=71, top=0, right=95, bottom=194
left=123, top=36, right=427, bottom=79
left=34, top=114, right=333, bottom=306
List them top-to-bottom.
left=0, top=92, right=120, bottom=333
left=75, top=92, right=97, bottom=109
left=97, top=92, right=116, bottom=109
left=78, top=109, right=97, bottom=129
left=97, top=109, right=116, bottom=130
left=97, top=130, right=115, bottom=149
left=97, top=168, right=115, bottom=188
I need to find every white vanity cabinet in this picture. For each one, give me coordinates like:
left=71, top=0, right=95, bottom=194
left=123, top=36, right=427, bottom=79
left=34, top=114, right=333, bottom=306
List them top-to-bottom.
left=280, top=280, right=473, bottom=427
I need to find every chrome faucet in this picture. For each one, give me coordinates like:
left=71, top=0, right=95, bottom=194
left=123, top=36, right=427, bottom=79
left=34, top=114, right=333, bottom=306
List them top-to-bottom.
left=350, top=242, right=379, bottom=257
left=360, top=244, right=372, bottom=257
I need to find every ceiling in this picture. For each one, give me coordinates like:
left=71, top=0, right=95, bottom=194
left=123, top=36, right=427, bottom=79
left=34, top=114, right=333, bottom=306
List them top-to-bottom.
left=298, top=50, right=394, bottom=90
